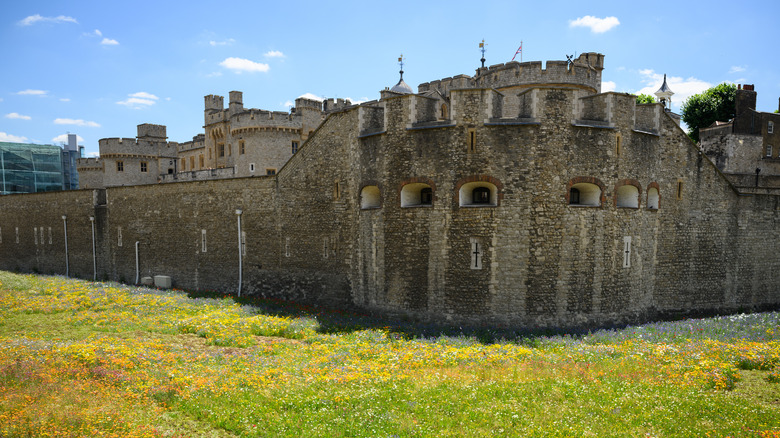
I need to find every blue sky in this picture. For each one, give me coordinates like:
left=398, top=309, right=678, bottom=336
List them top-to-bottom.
left=1, top=0, right=778, bottom=156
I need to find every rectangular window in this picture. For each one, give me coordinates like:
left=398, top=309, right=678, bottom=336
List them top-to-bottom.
left=769, top=121, right=774, bottom=134
left=239, top=140, right=245, bottom=155
left=292, top=141, right=299, bottom=154
left=218, top=143, right=225, bottom=157
left=228, top=144, right=232, bottom=156
left=767, top=144, right=773, bottom=157
left=199, top=155, right=204, bottom=168
left=191, top=156, right=195, bottom=169
left=180, top=158, right=185, bottom=171
left=116, top=161, right=124, bottom=172
left=140, top=161, right=148, bottom=172
left=266, top=168, right=276, bottom=176
left=676, top=179, right=683, bottom=200
left=334, top=181, right=341, bottom=200
left=15, top=227, right=19, bottom=244
left=34, top=227, right=38, bottom=245
left=39, top=227, right=43, bottom=245
left=48, top=227, right=52, bottom=244
left=117, top=227, right=122, bottom=247
left=201, top=229, right=207, bottom=253
left=241, top=231, right=246, bottom=256
left=622, top=236, right=632, bottom=268
left=285, top=237, right=290, bottom=257
left=323, top=237, right=329, bottom=259
left=470, top=238, right=483, bottom=270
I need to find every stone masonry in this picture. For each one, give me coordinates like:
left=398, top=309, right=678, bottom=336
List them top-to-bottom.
left=4, top=52, right=780, bottom=329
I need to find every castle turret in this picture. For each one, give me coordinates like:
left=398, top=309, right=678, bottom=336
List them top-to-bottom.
left=229, top=91, right=244, bottom=115
left=205, top=94, right=224, bottom=112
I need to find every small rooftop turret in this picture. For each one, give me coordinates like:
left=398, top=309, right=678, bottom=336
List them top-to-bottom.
left=389, top=54, right=413, bottom=95
left=655, top=74, right=674, bottom=108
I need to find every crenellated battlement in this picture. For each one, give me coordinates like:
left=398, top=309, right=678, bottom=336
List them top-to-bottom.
left=419, top=52, right=604, bottom=97
left=98, top=135, right=176, bottom=158
left=75, top=157, right=103, bottom=169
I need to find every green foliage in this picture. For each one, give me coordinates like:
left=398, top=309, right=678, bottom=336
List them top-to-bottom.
left=681, top=83, right=737, bottom=143
left=635, top=94, right=656, bottom=104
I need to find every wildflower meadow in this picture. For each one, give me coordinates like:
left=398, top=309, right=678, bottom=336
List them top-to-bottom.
left=1, top=271, right=779, bottom=437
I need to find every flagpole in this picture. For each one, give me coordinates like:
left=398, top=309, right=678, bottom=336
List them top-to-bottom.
left=520, top=40, right=523, bottom=62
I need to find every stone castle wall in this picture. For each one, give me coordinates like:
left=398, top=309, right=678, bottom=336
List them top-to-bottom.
left=5, top=63, right=780, bottom=329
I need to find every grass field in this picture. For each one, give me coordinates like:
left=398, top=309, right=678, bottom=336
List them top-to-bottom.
left=0, top=271, right=779, bottom=437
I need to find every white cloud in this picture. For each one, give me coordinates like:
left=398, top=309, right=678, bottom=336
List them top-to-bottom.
left=19, top=14, right=78, bottom=26
left=569, top=16, right=620, bottom=33
left=94, top=29, right=102, bottom=37
left=101, top=38, right=119, bottom=46
left=210, top=38, right=235, bottom=46
left=264, top=50, right=285, bottom=58
left=219, top=57, right=270, bottom=73
left=729, top=65, right=746, bottom=74
left=634, top=69, right=712, bottom=110
left=205, top=71, right=223, bottom=78
left=601, top=81, right=616, bottom=92
left=16, top=89, right=47, bottom=96
left=130, top=91, right=158, bottom=100
left=117, top=92, right=158, bottom=108
left=297, top=93, right=322, bottom=101
left=60, top=98, right=70, bottom=102
left=283, top=100, right=294, bottom=108
left=5, top=113, right=31, bottom=120
left=54, top=118, right=100, bottom=128
left=0, top=132, right=29, bottom=142
left=52, top=134, right=84, bottom=143
left=87, top=151, right=100, bottom=157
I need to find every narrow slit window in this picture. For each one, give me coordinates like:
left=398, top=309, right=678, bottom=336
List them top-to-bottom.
left=468, top=129, right=476, bottom=153
left=616, top=134, right=622, bottom=156
left=239, top=140, right=245, bottom=155
left=292, top=141, right=299, bottom=154
left=676, top=180, right=683, bottom=200
left=334, top=181, right=341, bottom=201
left=0, top=227, right=3, bottom=244
left=15, top=227, right=19, bottom=244
left=34, top=227, right=38, bottom=245
left=39, top=227, right=43, bottom=244
left=48, top=227, right=52, bottom=244
left=117, top=227, right=122, bottom=247
left=201, top=229, right=207, bottom=253
left=241, top=231, right=246, bottom=256
left=622, top=236, right=632, bottom=268
left=285, top=237, right=290, bottom=257
left=323, top=237, right=329, bottom=259
left=470, top=238, right=483, bottom=270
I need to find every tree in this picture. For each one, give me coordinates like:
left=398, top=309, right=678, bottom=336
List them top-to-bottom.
left=680, top=83, right=737, bottom=143
left=635, top=94, right=656, bottom=104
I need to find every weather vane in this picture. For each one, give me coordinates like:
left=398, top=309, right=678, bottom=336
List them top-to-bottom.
left=479, top=39, right=487, bottom=68
left=566, top=54, right=574, bottom=67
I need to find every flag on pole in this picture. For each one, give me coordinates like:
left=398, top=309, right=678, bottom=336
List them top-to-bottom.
left=511, top=43, right=522, bottom=62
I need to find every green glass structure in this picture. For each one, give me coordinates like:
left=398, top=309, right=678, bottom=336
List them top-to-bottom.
left=0, top=142, right=64, bottom=195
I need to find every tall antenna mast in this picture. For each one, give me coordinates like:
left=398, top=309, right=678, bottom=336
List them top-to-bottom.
left=479, top=39, right=487, bottom=68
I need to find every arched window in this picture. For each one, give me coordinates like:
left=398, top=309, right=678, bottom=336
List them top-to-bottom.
left=441, top=103, right=448, bottom=119
left=615, top=180, right=641, bottom=209
left=568, top=181, right=602, bottom=207
left=401, top=182, right=434, bottom=207
left=459, top=182, right=498, bottom=207
left=647, top=183, right=660, bottom=210
left=360, top=185, right=381, bottom=209
left=472, top=187, right=490, bottom=204
left=569, top=187, right=581, bottom=204
left=420, top=188, right=432, bottom=205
